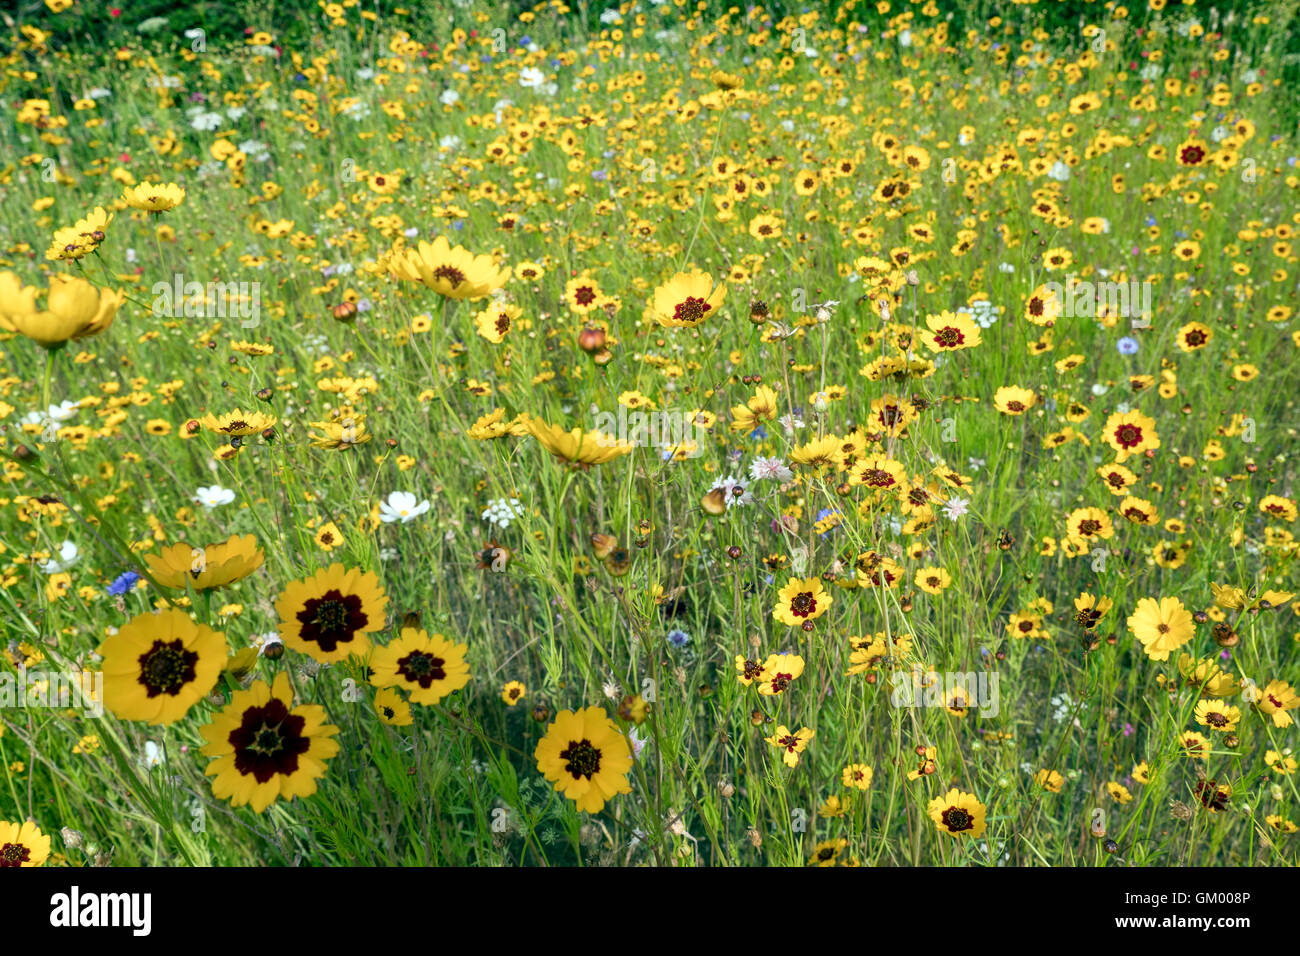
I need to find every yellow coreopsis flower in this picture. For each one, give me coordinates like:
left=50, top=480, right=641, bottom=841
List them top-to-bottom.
left=121, top=182, right=186, bottom=212
left=388, top=235, right=510, bottom=299
left=649, top=269, right=727, bottom=328
left=1, top=275, right=123, bottom=349
left=526, top=417, right=634, bottom=467
left=143, top=534, right=265, bottom=590
left=772, top=576, right=832, bottom=627
left=1127, top=596, right=1195, bottom=661
left=200, top=671, right=340, bottom=813
left=534, top=707, right=634, bottom=813
left=766, top=725, right=815, bottom=767
left=928, top=788, right=987, bottom=837
left=0, top=820, right=51, bottom=867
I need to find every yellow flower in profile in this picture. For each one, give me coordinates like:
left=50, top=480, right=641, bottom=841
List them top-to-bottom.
left=121, top=182, right=186, bottom=212
left=45, top=206, right=114, bottom=261
left=389, top=236, right=510, bottom=300
left=649, top=269, right=727, bottom=328
left=0, top=271, right=39, bottom=328
left=1, top=274, right=123, bottom=349
left=729, top=384, right=780, bottom=433
left=467, top=408, right=529, bottom=440
left=198, top=409, right=277, bottom=436
left=308, top=412, right=372, bottom=449
left=525, top=417, right=634, bottom=467
left=789, top=434, right=843, bottom=469
left=143, top=534, right=265, bottom=590
left=275, top=563, right=388, bottom=664
left=772, top=576, right=832, bottom=627
left=1127, top=596, right=1195, bottom=661
left=98, top=608, right=227, bottom=725
left=369, top=628, right=471, bottom=706
left=1176, top=654, right=1240, bottom=698
left=200, top=672, right=340, bottom=813
left=374, top=687, right=413, bottom=727
left=534, top=707, right=634, bottom=813
left=765, top=724, right=814, bottom=767
left=1035, top=769, right=1064, bottom=793
left=1107, top=782, right=1133, bottom=804
left=928, top=788, right=987, bottom=838
left=0, top=820, right=51, bottom=867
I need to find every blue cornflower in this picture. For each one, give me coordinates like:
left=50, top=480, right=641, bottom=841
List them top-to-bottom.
left=1117, top=336, right=1140, bottom=355
left=107, top=570, right=140, bottom=596
left=666, top=629, right=690, bottom=649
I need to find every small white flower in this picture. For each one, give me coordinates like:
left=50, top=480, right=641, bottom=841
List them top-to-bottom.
left=519, top=67, right=546, bottom=89
left=440, top=88, right=460, bottom=106
left=710, top=476, right=754, bottom=509
left=193, top=485, right=236, bottom=509
left=379, top=491, right=430, bottom=524
left=481, top=498, right=525, bottom=529
left=40, top=539, right=79, bottom=574
left=143, top=741, right=164, bottom=769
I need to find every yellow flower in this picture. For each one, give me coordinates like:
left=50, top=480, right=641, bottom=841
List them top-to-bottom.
left=121, top=182, right=186, bottom=212
left=45, top=206, right=114, bottom=261
left=388, top=236, right=510, bottom=300
left=649, top=269, right=727, bottom=328
left=1, top=274, right=123, bottom=349
left=923, top=310, right=982, bottom=352
left=994, top=385, right=1037, bottom=414
left=198, top=409, right=277, bottom=436
left=1103, top=409, right=1160, bottom=462
left=525, top=417, right=634, bottom=467
left=143, top=534, right=264, bottom=590
left=275, top=563, right=388, bottom=664
left=772, top=576, right=831, bottom=627
left=1127, top=596, right=1195, bottom=661
left=98, top=608, right=227, bottom=725
left=369, top=627, right=471, bottom=706
left=756, top=653, right=805, bottom=695
left=200, top=672, right=340, bottom=813
left=501, top=680, right=527, bottom=706
left=1258, top=680, right=1299, bottom=728
left=374, top=687, right=414, bottom=727
left=1194, top=698, right=1241, bottom=732
left=534, top=707, right=633, bottom=813
left=765, top=724, right=815, bottom=767
left=842, top=763, right=873, bottom=790
left=1035, top=769, right=1064, bottom=793
left=928, top=788, right=987, bottom=837
left=0, top=820, right=51, bottom=867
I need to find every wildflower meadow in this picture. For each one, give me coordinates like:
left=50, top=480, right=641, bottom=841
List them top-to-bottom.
left=1, top=0, right=1299, bottom=882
